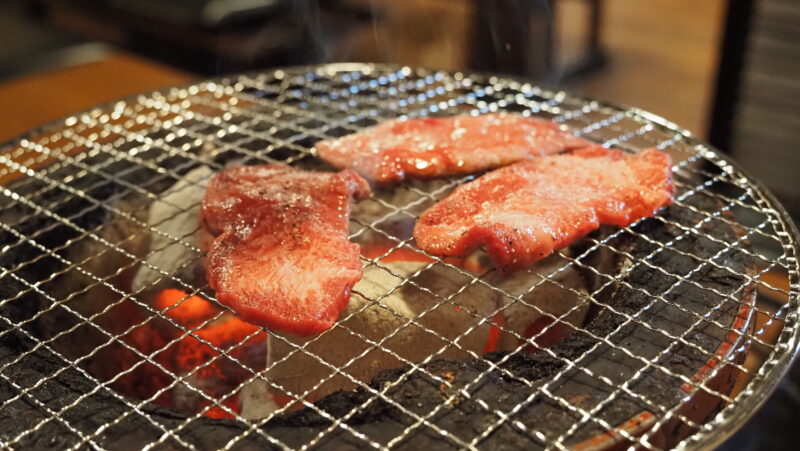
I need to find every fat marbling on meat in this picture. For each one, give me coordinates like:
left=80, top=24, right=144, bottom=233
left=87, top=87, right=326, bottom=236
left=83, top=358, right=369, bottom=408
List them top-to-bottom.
left=315, top=113, right=590, bottom=185
left=414, top=147, right=674, bottom=272
left=201, top=164, right=370, bottom=336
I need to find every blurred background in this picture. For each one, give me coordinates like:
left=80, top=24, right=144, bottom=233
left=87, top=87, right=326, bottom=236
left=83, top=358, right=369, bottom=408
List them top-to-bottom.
left=0, top=0, right=798, bottom=448
left=0, top=0, right=798, bottom=217
left=0, top=0, right=723, bottom=141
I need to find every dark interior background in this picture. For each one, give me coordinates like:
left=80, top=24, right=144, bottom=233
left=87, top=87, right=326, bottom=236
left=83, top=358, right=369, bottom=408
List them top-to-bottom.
left=0, top=0, right=798, bottom=449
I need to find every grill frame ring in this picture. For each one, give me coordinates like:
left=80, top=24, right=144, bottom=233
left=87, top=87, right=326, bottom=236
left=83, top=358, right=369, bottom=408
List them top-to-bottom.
left=0, top=63, right=797, bottom=450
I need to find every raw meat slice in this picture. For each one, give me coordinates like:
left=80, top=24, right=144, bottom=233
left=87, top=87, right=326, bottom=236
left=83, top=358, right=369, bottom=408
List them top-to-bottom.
left=316, top=113, right=590, bottom=185
left=413, top=147, right=674, bottom=272
left=202, top=164, right=370, bottom=335
left=201, top=165, right=368, bottom=236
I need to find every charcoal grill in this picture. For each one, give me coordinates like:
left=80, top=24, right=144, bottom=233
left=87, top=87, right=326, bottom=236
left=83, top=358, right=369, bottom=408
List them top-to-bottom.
left=0, top=63, right=798, bottom=450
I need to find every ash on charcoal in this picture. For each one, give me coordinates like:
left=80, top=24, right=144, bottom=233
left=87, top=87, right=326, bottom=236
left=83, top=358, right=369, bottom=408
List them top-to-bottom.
left=0, top=159, right=753, bottom=450
left=131, top=165, right=213, bottom=298
left=268, top=176, right=593, bottom=404
left=261, top=193, right=753, bottom=450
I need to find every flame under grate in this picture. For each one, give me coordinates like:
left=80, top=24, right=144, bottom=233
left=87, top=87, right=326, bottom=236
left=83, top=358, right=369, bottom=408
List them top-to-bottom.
left=0, top=64, right=798, bottom=450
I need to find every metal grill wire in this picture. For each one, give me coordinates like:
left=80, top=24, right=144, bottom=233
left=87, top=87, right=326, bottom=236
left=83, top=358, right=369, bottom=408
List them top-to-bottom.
left=0, top=64, right=797, bottom=450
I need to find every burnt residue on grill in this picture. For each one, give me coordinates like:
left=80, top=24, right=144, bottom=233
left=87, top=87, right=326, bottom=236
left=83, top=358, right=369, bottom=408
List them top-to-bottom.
left=0, top=151, right=753, bottom=450
left=262, top=192, right=754, bottom=449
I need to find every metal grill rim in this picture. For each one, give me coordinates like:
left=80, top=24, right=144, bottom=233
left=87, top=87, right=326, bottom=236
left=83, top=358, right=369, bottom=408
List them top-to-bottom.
left=0, top=63, right=796, bottom=451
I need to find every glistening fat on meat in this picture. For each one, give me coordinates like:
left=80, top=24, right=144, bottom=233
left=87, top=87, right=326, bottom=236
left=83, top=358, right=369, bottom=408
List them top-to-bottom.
left=316, top=113, right=590, bottom=185
left=414, top=147, right=675, bottom=272
left=201, top=164, right=371, bottom=336
left=264, top=181, right=593, bottom=404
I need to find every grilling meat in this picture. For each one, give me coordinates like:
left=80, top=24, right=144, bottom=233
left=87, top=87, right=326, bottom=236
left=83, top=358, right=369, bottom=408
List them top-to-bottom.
left=315, top=113, right=590, bottom=185
left=414, top=147, right=674, bottom=272
left=201, top=164, right=371, bottom=336
left=267, top=254, right=592, bottom=403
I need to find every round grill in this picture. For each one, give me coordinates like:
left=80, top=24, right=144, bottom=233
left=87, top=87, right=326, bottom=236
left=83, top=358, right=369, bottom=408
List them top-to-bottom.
left=0, top=64, right=798, bottom=450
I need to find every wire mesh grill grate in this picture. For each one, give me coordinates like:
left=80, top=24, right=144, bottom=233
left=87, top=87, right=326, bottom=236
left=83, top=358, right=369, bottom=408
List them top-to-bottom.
left=0, top=64, right=798, bottom=450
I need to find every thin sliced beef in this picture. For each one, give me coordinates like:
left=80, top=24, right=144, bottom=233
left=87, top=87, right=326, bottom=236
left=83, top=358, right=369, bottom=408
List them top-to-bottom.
left=316, top=113, right=590, bottom=185
left=414, top=147, right=674, bottom=272
left=202, top=164, right=370, bottom=335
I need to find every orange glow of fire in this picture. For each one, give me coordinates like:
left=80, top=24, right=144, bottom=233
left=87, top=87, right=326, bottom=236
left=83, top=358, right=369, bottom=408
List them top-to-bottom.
left=359, top=241, right=492, bottom=274
left=361, top=241, right=569, bottom=356
left=362, top=242, right=511, bottom=355
left=111, top=244, right=570, bottom=418
left=115, top=288, right=267, bottom=419
left=154, top=288, right=218, bottom=326
left=483, top=313, right=507, bottom=354
left=522, top=317, right=573, bottom=353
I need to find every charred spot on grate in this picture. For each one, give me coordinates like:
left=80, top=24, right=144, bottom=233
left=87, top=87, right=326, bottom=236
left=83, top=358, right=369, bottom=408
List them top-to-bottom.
left=0, top=65, right=796, bottom=451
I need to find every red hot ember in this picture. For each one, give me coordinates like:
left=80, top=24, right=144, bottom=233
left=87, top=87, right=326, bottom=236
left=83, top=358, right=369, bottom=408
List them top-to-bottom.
left=117, top=289, right=267, bottom=419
